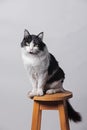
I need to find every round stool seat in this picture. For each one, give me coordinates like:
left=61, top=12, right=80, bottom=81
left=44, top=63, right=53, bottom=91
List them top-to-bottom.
left=33, top=90, right=73, bottom=101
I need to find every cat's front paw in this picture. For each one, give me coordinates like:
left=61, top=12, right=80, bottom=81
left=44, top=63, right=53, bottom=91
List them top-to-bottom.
left=37, top=89, right=44, bottom=96
left=27, top=90, right=37, bottom=98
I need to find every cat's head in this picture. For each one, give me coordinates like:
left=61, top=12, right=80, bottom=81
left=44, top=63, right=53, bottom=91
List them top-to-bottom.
left=21, top=29, right=46, bottom=55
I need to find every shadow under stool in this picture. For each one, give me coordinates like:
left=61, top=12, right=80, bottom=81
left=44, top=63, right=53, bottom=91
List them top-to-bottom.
left=30, top=91, right=72, bottom=130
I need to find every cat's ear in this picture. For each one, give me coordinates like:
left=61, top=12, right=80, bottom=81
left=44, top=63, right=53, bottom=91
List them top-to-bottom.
left=24, top=29, right=30, bottom=38
left=37, top=32, right=44, bottom=41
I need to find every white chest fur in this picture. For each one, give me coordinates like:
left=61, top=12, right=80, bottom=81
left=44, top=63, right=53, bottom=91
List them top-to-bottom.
left=21, top=48, right=50, bottom=76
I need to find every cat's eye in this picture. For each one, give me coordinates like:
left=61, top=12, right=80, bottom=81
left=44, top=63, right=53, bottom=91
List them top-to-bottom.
left=26, top=42, right=30, bottom=46
left=34, top=44, right=38, bottom=47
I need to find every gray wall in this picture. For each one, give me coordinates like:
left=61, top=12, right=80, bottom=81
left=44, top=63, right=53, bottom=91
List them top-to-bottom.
left=0, top=0, right=87, bottom=130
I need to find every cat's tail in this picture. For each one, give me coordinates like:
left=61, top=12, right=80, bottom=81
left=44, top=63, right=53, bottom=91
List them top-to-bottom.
left=66, top=100, right=82, bottom=122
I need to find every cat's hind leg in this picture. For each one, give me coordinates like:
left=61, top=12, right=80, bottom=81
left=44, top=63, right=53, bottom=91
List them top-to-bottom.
left=46, top=79, right=65, bottom=94
left=46, top=88, right=65, bottom=94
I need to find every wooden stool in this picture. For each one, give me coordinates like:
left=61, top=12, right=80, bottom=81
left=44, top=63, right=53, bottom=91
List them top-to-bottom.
left=31, top=91, right=72, bottom=130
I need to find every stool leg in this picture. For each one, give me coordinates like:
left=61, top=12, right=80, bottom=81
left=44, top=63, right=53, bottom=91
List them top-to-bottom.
left=31, top=101, right=42, bottom=130
left=58, top=101, right=70, bottom=130
left=38, top=109, right=42, bottom=130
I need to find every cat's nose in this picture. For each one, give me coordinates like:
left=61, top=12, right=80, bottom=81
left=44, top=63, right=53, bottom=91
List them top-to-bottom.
left=30, top=46, right=34, bottom=51
left=30, top=48, right=33, bottom=52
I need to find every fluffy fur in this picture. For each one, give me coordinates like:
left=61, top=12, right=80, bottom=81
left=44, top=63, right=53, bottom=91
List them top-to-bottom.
left=21, top=29, right=82, bottom=122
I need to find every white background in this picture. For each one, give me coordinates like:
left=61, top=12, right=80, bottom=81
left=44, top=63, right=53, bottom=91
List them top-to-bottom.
left=0, top=0, right=87, bottom=130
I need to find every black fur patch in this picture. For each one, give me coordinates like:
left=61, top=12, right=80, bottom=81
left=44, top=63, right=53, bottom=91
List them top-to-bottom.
left=48, top=53, right=59, bottom=75
left=47, top=67, right=65, bottom=84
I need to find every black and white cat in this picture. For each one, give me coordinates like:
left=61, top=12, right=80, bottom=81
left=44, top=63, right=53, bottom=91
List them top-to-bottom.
left=21, top=29, right=82, bottom=122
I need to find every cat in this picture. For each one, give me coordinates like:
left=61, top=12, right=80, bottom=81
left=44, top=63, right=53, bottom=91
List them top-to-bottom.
left=21, top=29, right=82, bottom=122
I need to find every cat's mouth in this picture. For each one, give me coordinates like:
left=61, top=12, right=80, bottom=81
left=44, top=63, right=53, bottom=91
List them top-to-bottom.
left=29, top=50, right=39, bottom=55
left=29, top=51, right=38, bottom=55
left=29, top=52, right=34, bottom=54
